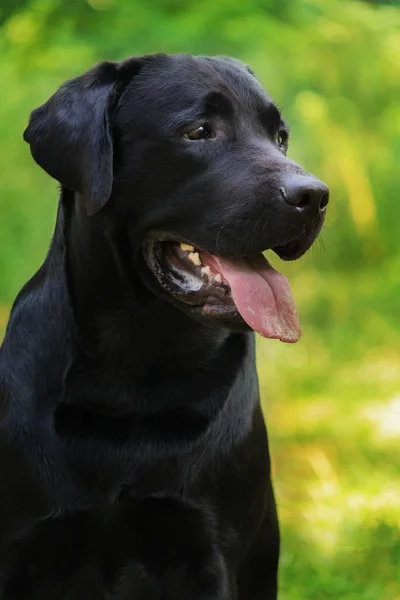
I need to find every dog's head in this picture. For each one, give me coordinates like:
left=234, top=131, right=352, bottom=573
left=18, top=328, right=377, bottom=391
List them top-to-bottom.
left=24, top=53, right=329, bottom=343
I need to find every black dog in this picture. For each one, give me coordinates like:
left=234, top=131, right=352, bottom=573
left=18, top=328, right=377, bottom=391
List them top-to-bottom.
left=0, top=53, right=329, bottom=599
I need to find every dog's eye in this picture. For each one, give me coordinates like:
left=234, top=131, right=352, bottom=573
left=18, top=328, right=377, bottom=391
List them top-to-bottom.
left=184, top=125, right=211, bottom=141
left=278, top=130, right=288, bottom=149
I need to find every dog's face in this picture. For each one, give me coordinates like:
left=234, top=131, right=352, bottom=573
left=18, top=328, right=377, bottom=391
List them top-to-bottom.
left=24, top=53, right=329, bottom=343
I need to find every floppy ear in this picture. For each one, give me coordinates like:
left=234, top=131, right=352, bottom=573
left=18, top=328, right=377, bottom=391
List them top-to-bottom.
left=24, top=59, right=141, bottom=215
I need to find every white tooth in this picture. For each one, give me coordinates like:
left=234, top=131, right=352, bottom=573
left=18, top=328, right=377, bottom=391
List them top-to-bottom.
left=180, top=243, right=195, bottom=252
left=189, top=252, right=201, bottom=266
left=201, top=266, right=211, bottom=278
left=215, top=273, right=222, bottom=283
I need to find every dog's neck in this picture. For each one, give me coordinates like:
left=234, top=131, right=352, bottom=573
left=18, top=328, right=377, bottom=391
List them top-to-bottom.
left=59, top=192, right=232, bottom=379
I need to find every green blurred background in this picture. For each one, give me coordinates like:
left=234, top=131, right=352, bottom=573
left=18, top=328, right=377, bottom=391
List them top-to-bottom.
left=0, top=0, right=399, bottom=597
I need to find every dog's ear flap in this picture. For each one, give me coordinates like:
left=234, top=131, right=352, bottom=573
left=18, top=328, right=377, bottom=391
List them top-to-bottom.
left=24, top=59, right=141, bottom=215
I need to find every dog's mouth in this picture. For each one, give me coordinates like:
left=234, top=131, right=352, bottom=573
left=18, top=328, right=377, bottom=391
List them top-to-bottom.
left=143, top=237, right=302, bottom=343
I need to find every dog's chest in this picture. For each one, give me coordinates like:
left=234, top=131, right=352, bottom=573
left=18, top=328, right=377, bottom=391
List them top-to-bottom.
left=2, top=497, right=233, bottom=599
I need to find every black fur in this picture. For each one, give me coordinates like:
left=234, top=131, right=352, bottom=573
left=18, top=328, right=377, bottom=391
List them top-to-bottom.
left=0, top=53, right=328, bottom=599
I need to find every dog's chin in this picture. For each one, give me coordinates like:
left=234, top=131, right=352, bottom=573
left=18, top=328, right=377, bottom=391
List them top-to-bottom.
left=142, top=234, right=311, bottom=342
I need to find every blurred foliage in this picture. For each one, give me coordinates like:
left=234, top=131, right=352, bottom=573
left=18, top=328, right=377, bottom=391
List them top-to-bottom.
left=0, top=0, right=399, bottom=597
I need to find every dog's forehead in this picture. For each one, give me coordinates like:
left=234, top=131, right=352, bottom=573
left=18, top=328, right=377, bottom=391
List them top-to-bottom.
left=122, top=53, right=276, bottom=117
left=198, top=56, right=274, bottom=105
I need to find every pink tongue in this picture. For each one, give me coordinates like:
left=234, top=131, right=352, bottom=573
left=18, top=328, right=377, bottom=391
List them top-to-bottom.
left=207, top=254, right=301, bottom=343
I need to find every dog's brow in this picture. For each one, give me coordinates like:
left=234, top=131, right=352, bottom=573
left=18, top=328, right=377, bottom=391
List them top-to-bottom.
left=203, top=91, right=233, bottom=116
left=259, top=103, right=283, bottom=132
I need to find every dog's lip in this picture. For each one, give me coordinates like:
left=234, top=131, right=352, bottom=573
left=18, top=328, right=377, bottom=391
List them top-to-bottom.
left=143, top=232, right=207, bottom=257
left=144, top=232, right=304, bottom=262
left=143, top=233, right=306, bottom=276
left=142, top=236, right=235, bottom=308
left=272, top=239, right=302, bottom=261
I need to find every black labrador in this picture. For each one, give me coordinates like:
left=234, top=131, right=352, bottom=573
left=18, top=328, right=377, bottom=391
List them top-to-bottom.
left=0, top=53, right=329, bottom=599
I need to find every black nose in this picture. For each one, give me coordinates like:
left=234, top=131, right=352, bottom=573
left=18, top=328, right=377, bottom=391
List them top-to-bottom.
left=281, top=176, right=329, bottom=212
